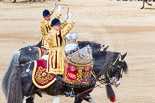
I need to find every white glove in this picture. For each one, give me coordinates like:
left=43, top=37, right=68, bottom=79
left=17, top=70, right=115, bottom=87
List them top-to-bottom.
left=52, top=4, right=57, bottom=10
left=58, top=5, right=62, bottom=12
left=68, top=13, right=72, bottom=19
left=64, top=14, right=69, bottom=21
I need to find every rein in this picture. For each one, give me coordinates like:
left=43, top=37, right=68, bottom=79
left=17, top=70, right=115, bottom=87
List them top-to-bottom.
left=76, top=82, right=109, bottom=97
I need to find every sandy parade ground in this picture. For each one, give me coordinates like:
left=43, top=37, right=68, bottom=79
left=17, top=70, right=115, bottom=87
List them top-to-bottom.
left=0, top=0, right=155, bottom=103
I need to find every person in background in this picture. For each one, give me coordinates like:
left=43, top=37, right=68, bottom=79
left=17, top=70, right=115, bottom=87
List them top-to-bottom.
left=40, top=4, right=62, bottom=47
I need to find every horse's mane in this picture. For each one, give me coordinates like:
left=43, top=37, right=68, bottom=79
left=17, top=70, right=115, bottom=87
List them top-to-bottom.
left=78, top=41, right=101, bottom=49
left=78, top=41, right=102, bottom=55
left=93, top=51, right=119, bottom=59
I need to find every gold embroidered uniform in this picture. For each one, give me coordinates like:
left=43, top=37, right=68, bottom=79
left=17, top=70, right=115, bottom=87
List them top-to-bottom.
left=40, top=10, right=62, bottom=47
left=46, top=19, right=75, bottom=75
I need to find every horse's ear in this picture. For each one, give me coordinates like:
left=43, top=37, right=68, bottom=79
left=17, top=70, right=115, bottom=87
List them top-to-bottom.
left=99, top=45, right=109, bottom=51
left=104, top=45, right=109, bottom=51
left=121, top=52, right=127, bottom=60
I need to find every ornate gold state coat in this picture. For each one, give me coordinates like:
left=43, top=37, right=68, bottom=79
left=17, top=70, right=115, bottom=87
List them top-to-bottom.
left=40, top=10, right=67, bottom=47
left=46, top=19, right=75, bottom=75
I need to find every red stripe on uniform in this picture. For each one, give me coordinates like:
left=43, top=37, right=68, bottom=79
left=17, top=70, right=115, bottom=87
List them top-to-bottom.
left=55, top=51, right=57, bottom=68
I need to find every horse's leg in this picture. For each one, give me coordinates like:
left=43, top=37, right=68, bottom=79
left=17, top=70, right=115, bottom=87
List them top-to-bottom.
left=13, top=0, right=16, bottom=3
left=28, top=0, right=30, bottom=3
left=141, top=0, right=145, bottom=9
left=146, top=0, right=152, bottom=6
left=73, top=76, right=96, bottom=103
left=74, top=94, right=95, bottom=103
left=75, top=94, right=96, bottom=103
left=82, top=94, right=96, bottom=103
left=22, top=95, right=35, bottom=103
left=26, top=95, right=35, bottom=103
left=74, top=96, right=84, bottom=103
left=88, top=96, right=96, bottom=103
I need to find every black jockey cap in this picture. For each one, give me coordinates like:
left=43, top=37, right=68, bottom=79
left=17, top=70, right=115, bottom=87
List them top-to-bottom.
left=43, top=9, right=51, bottom=17
left=51, top=18, right=63, bottom=27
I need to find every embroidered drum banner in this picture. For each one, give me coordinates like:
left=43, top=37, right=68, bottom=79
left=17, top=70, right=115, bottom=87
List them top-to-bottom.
left=63, top=58, right=93, bottom=85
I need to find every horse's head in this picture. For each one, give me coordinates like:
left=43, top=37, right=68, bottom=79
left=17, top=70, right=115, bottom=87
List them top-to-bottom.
left=93, top=51, right=128, bottom=102
left=94, top=51, right=128, bottom=87
left=107, top=52, right=128, bottom=87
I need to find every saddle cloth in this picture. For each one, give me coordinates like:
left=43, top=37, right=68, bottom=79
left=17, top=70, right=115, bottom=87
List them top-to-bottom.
left=32, top=60, right=56, bottom=89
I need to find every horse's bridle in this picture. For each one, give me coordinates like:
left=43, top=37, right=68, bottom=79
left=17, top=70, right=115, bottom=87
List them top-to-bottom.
left=97, top=53, right=122, bottom=85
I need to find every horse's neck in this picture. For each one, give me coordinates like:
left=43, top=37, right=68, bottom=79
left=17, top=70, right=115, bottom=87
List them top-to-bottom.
left=93, top=52, right=119, bottom=77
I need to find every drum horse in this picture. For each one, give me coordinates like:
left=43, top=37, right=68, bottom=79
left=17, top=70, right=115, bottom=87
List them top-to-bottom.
left=2, top=32, right=128, bottom=103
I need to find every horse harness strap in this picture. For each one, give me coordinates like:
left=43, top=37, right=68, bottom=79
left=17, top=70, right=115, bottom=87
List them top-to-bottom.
left=108, top=54, right=121, bottom=70
left=23, top=61, right=33, bottom=73
left=76, top=82, right=110, bottom=97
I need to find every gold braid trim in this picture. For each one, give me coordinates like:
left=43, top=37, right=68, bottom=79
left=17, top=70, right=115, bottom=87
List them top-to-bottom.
left=37, top=47, right=41, bottom=60
left=64, top=57, right=93, bottom=67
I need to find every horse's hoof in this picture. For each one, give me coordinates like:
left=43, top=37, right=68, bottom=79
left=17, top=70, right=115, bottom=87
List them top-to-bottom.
left=149, top=4, right=152, bottom=6
left=141, top=7, right=144, bottom=9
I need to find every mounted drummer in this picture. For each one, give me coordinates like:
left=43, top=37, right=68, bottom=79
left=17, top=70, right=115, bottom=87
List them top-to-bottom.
left=40, top=4, right=69, bottom=48
left=41, top=6, right=93, bottom=86
left=46, top=13, right=74, bottom=75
